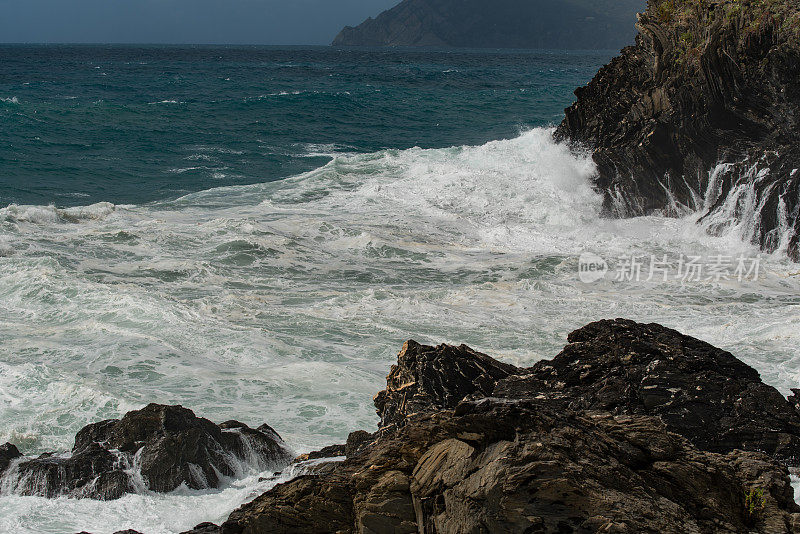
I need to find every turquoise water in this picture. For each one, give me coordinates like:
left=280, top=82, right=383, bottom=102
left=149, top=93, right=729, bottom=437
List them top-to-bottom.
left=0, top=45, right=610, bottom=207
left=2, top=46, right=800, bottom=534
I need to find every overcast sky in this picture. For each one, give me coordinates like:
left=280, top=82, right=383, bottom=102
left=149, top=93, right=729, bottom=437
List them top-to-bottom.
left=0, top=0, right=399, bottom=44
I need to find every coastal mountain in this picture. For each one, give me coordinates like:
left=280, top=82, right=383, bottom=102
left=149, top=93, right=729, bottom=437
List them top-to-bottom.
left=332, top=0, right=646, bottom=49
left=556, top=0, right=800, bottom=260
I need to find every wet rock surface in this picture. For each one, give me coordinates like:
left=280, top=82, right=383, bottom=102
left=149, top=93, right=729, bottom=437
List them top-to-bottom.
left=555, top=0, right=800, bottom=259
left=203, top=319, right=800, bottom=533
left=1, top=404, right=292, bottom=500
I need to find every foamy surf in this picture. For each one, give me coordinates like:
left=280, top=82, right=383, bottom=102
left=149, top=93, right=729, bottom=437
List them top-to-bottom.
left=1, top=128, right=800, bottom=532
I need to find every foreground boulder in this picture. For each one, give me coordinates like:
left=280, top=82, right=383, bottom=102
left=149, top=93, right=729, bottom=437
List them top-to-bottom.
left=555, top=0, right=800, bottom=259
left=194, top=319, right=800, bottom=533
left=214, top=403, right=800, bottom=534
left=0, top=404, right=292, bottom=499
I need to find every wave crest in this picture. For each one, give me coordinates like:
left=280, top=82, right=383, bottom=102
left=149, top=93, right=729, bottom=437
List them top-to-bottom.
left=1, top=202, right=116, bottom=225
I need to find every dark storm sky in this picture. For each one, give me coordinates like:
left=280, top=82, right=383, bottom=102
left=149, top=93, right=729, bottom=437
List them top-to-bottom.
left=0, top=0, right=399, bottom=44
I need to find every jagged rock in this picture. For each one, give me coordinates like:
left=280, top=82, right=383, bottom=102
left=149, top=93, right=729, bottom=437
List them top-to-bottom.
left=333, top=0, right=644, bottom=49
left=555, top=0, right=800, bottom=259
left=497, top=318, right=800, bottom=464
left=63, top=319, right=800, bottom=531
left=73, top=320, right=800, bottom=532
left=213, top=321, right=800, bottom=533
left=375, top=322, right=800, bottom=464
left=373, top=339, right=519, bottom=427
left=219, top=401, right=800, bottom=533
left=1, top=404, right=292, bottom=500
left=291, top=430, right=374, bottom=466
left=344, top=430, right=374, bottom=458
left=0, top=442, right=22, bottom=475
left=10, top=442, right=131, bottom=499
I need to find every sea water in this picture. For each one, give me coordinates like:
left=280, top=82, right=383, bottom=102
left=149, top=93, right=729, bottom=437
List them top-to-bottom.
left=1, top=45, right=800, bottom=533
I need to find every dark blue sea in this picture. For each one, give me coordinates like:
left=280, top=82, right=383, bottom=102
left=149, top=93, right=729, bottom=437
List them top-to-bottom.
left=0, top=45, right=610, bottom=206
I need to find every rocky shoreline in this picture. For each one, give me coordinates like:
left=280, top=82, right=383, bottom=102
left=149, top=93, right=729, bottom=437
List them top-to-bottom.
left=555, top=0, right=800, bottom=260
left=5, top=319, right=800, bottom=533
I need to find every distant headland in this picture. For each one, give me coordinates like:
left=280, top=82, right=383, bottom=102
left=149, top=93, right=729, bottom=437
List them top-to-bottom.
left=332, top=0, right=645, bottom=49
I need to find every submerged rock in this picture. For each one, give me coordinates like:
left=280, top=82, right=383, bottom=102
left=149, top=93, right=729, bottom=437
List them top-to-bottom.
left=555, top=0, right=800, bottom=259
left=211, top=319, right=800, bottom=533
left=1, top=404, right=292, bottom=500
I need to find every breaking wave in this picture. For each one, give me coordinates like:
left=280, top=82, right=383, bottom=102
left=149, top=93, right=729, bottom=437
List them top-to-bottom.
left=1, top=129, right=800, bottom=533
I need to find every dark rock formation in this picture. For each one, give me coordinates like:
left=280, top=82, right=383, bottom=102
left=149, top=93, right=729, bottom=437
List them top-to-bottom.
left=333, top=0, right=644, bottom=49
left=555, top=0, right=800, bottom=260
left=497, top=318, right=800, bottom=464
left=203, top=319, right=800, bottom=533
left=373, top=339, right=518, bottom=427
left=1, top=404, right=292, bottom=500
left=218, top=405, right=800, bottom=533
left=344, top=430, right=374, bottom=458
left=0, top=442, right=22, bottom=475
left=10, top=443, right=132, bottom=499
left=181, top=525, right=221, bottom=534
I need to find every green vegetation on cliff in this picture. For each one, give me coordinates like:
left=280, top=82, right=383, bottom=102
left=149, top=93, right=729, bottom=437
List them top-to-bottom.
left=651, top=0, right=800, bottom=68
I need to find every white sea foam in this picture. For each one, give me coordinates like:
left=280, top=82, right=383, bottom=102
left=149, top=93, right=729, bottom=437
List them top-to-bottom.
left=247, top=91, right=304, bottom=101
left=1, top=96, right=19, bottom=104
left=1, top=128, right=799, bottom=531
left=0, top=202, right=116, bottom=225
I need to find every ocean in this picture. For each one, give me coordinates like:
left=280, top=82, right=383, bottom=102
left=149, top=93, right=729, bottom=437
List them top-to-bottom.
left=1, top=45, right=799, bottom=533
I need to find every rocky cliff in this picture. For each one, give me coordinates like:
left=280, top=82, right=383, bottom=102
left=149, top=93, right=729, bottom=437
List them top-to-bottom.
left=333, top=0, right=644, bottom=49
left=555, top=0, right=800, bottom=260
left=166, top=319, right=800, bottom=534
